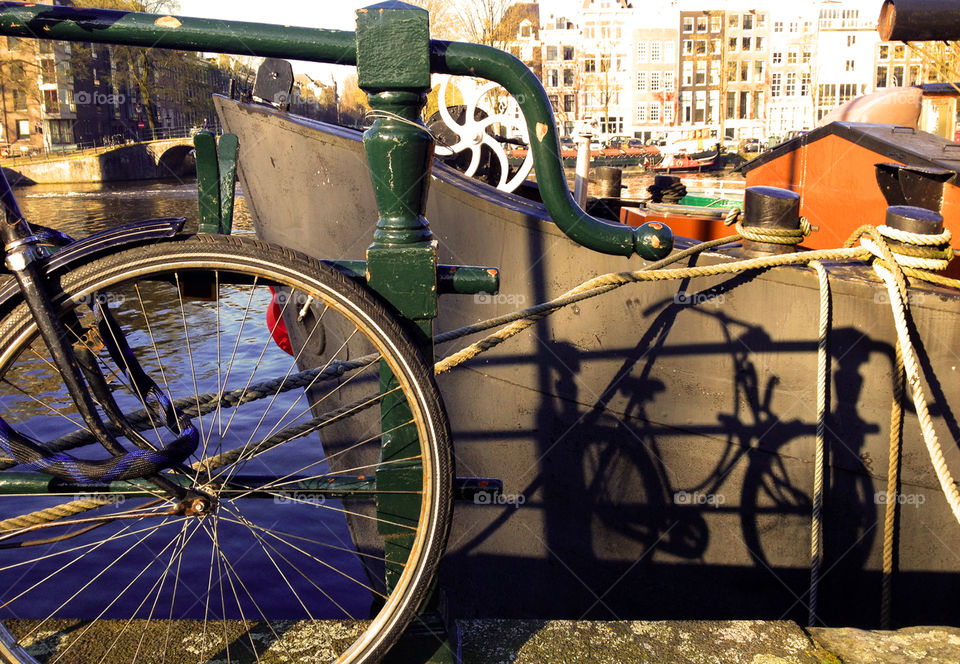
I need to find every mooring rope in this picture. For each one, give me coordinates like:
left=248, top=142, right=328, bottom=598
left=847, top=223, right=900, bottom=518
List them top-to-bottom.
left=808, top=260, right=831, bottom=627
left=882, top=341, right=905, bottom=629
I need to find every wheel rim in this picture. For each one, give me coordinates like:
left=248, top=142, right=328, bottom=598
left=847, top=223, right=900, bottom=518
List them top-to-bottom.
left=0, top=249, right=449, bottom=664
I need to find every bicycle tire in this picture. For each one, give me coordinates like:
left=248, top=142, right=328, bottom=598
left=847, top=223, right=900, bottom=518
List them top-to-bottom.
left=0, top=233, right=452, bottom=664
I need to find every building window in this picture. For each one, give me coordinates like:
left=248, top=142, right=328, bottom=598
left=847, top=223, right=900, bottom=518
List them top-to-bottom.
left=729, top=14, right=739, bottom=28
left=743, top=14, right=753, bottom=30
left=757, top=14, right=766, bottom=28
left=696, top=16, right=707, bottom=32
left=710, top=16, right=721, bottom=32
left=682, top=17, right=693, bottom=33
left=774, top=21, right=783, bottom=32
left=789, top=21, right=798, bottom=32
left=520, top=23, right=531, bottom=38
left=847, top=35, right=856, bottom=47
left=6, top=36, right=21, bottom=50
left=728, top=37, right=737, bottom=51
left=742, top=37, right=751, bottom=51
left=755, top=37, right=764, bottom=51
left=695, top=39, right=706, bottom=55
left=711, top=39, right=721, bottom=54
left=682, top=40, right=693, bottom=55
left=637, top=41, right=647, bottom=62
left=650, top=41, right=662, bottom=62
left=665, top=41, right=675, bottom=62
left=879, top=44, right=889, bottom=60
left=894, top=44, right=905, bottom=59
left=546, top=45, right=558, bottom=60
left=563, top=46, right=574, bottom=60
left=787, top=50, right=798, bottom=64
left=803, top=51, right=811, bottom=64
left=772, top=52, right=782, bottom=64
left=585, top=58, right=596, bottom=73
left=845, top=59, right=855, bottom=72
left=710, top=60, right=720, bottom=85
left=755, top=60, right=765, bottom=80
left=695, top=61, right=706, bottom=85
left=727, top=61, right=737, bottom=82
left=682, top=62, right=693, bottom=85
left=740, top=63, right=749, bottom=82
left=892, top=64, right=904, bottom=85
left=910, top=64, right=920, bottom=85
left=876, top=65, right=888, bottom=87
left=563, top=68, right=575, bottom=86
left=547, top=70, right=558, bottom=87
left=651, top=71, right=661, bottom=91
left=664, top=71, right=675, bottom=91
left=636, top=72, right=647, bottom=91
left=786, top=72, right=796, bottom=96
left=771, top=73, right=781, bottom=97
left=801, top=73, right=811, bottom=95
left=11, top=88, right=26, bottom=112
left=43, top=88, right=59, bottom=113
left=694, top=90, right=706, bottom=123
left=681, top=91, right=692, bottom=122
left=726, top=91, right=736, bottom=119
left=739, top=91, right=748, bottom=119
left=548, top=94, right=559, bottom=111
left=564, top=94, right=575, bottom=112
left=650, top=102, right=661, bottom=122
left=664, top=103, right=674, bottom=123
left=636, top=104, right=646, bottom=123
left=17, top=119, right=29, bottom=138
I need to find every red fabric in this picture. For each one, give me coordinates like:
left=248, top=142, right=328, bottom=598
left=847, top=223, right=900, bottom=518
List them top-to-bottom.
left=267, top=286, right=293, bottom=355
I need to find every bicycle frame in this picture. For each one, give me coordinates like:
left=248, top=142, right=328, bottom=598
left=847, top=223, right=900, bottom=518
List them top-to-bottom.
left=0, top=166, right=198, bottom=495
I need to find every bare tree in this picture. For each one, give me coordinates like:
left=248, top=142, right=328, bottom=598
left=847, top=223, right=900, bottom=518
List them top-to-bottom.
left=72, top=0, right=182, bottom=133
left=408, top=0, right=461, bottom=40
left=454, top=0, right=511, bottom=48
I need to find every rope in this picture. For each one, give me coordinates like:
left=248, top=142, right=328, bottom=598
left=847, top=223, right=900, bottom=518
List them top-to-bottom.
left=646, top=179, right=687, bottom=203
left=735, top=218, right=817, bottom=245
left=434, top=244, right=867, bottom=374
left=808, top=260, right=831, bottom=627
left=881, top=341, right=905, bottom=629
left=0, top=495, right=115, bottom=533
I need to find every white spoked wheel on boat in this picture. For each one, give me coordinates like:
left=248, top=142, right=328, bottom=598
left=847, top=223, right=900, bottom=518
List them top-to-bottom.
left=431, top=75, right=534, bottom=193
left=0, top=234, right=452, bottom=664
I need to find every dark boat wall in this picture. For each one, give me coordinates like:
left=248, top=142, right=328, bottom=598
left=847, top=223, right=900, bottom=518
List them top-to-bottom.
left=216, top=97, right=960, bottom=627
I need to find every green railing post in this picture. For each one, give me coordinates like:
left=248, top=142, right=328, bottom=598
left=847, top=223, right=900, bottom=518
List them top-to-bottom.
left=357, top=3, right=454, bottom=663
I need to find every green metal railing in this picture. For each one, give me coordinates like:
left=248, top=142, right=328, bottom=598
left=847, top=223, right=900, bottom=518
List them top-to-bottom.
left=0, top=1, right=673, bottom=259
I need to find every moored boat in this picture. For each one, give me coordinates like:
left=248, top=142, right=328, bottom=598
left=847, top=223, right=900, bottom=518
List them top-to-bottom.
left=216, top=92, right=960, bottom=626
left=651, top=144, right=723, bottom=173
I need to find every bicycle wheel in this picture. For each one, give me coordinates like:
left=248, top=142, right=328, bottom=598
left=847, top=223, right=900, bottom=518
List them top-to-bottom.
left=0, top=234, right=452, bottom=664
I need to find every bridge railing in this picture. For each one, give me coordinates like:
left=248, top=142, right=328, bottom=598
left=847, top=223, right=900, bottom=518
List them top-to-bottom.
left=0, top=124, right=221, bottom=166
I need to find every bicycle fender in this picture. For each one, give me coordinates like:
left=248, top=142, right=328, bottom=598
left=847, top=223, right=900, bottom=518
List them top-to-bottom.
left=0, top=218, right=186, bottom=314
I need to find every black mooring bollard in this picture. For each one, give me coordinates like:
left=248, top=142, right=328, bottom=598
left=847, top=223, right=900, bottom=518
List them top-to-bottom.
left=740, top=185, right=801, bottom=257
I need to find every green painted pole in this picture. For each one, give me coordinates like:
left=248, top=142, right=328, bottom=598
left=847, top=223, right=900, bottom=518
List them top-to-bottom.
left=357, top=4, right=455, bottom=662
